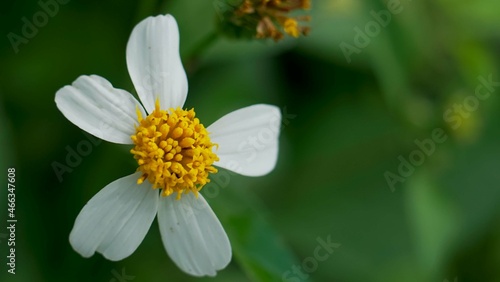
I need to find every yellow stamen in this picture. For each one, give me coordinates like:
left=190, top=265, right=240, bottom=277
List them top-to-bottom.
left=284, top=18, right=300, bottom=37
left=130, top=100, right=218, bottom=199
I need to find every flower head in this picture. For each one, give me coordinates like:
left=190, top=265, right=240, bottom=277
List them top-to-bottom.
left=218, top=0, right=311, bottom=41
left=55, top=14, right=281, bottom=277
left=131, top=102, right=219, bottom=199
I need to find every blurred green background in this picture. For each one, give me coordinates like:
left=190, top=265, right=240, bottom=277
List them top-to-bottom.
left=1, top=0, right=500, bottom=281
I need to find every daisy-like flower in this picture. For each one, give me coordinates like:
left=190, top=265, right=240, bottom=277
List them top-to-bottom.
left=55, top=14, right=281, bottom=277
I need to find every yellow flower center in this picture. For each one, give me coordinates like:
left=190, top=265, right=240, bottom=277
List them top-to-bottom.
left=130, top=100, right=218, bottom=199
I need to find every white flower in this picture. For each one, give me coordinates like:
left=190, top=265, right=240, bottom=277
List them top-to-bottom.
left=55, top=14, right=281, bottom=277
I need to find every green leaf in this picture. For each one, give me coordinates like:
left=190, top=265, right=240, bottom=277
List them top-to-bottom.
left=405, top=169, right=460, bottom=279
left=204, top=181, right=301, bottom=282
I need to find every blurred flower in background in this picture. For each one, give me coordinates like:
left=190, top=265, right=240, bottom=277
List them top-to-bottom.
left=215, top=0, right=310, bottom=41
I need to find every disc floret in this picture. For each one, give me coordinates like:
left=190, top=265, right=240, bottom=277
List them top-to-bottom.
left=130, top=100, right=218, bottom=199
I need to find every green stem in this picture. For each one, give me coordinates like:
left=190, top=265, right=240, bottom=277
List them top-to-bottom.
left=184, top=31, right=219, bottom=64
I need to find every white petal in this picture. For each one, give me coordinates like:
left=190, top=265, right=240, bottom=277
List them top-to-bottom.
left=126, top=14, right=188, bottom=113
left=55, top=75, right=146, bottom=144
left=208, top=104, right=281, bottom=176
left=69, top=172, right=159, bottom=261
left=157, top=193, right=231, bottom=277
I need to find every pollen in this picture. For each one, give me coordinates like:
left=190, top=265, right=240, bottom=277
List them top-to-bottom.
left=130, top=100, right=219, bottom=199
